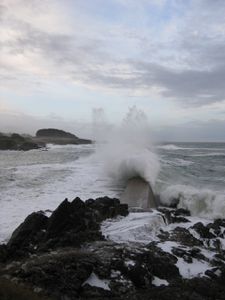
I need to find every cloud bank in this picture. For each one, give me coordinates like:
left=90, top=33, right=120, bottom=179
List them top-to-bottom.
left=1, top=0, right=225, bottom=106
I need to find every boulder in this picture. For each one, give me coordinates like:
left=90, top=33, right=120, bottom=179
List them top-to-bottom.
left=7, top=212, right=48, bottom=257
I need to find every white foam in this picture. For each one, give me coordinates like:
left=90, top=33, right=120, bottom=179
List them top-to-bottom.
left=92, top=106, right=160, bottom=187
left=0, top=144, right=121, bottom=243
left=157, top=144, right=183, bottom=150
left=189, top=152, right=225, bottom=157
left=161, top=158, right=193, bottom=167
left=160, top=185, right=225, bottom=219
left=101, top=211, right=165, bottom=244
left=157, top=241, right=212, bottom=278
left=176, top=258, right=211, bottom=279
left=83, top=272, right=110, bottom=290
left=152, top=276, right=169, bottom=286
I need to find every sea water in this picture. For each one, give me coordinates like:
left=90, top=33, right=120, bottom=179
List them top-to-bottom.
left=0, top=142, right=225, bottom=243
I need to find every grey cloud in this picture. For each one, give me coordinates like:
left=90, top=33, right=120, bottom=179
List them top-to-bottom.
left=1, top=0, right=225, bottom=107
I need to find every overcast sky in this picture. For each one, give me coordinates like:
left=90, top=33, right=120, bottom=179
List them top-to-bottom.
left=1, top=0, right=225, bottom=141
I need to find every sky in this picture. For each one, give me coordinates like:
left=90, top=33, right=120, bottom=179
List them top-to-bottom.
left=1, top=0, right=225, bottom=141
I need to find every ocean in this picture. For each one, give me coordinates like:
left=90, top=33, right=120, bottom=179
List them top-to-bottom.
left=0, top=142, right=225, bottom=243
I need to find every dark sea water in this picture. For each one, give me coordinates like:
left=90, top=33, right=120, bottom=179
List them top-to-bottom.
left=0, top=142, right=224, bottom=242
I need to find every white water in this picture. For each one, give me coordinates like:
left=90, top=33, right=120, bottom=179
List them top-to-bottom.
left=93, top=106, right=160, bottom=186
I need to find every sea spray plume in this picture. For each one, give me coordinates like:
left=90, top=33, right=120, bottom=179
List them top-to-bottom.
left=93, top=106, right=160, bottom=187
left=92, top=108, right=109, bottom=142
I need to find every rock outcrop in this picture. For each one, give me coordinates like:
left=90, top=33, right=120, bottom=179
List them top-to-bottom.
left=35, top=128, right=92, bottom=145
left=0, top=133, right=43, bottom=151
left=1, top=198, right=225, bottom=300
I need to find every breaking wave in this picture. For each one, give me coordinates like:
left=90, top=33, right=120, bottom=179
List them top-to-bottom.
left=93, top=106, right=160, bottom=186
left=160, top=184, right=225, bottom=219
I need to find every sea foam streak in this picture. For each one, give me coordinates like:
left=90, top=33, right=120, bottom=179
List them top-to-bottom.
left=92, top=106, right=160, bottom=187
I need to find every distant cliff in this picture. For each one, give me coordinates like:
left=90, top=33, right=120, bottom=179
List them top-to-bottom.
left=34, top=128, right=92, bottom=145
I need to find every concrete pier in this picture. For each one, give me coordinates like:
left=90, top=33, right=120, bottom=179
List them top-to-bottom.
left=120, top=177, right=157, bottom=209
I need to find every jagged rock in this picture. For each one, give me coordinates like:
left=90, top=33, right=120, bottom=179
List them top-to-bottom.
left=4, top=197, right=129, bottom=258
left=86, top=197, right=128, bottom=221
left=2, top=199, right=225, bottom=300
left=157, top=207, right=190, bottom=224
left=7, top=212, right=48, bottom=257
left=191, top=222, right=215, bottom=239
left=146, top=243, right=180, bottom=280
left=0, top=244, right=8, bottom=263
left=11, top=250, right=95, bottom=299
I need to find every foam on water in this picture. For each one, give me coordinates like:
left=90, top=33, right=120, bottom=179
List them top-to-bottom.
left=1, top=134, right=225, bottom=243
left=0, top=144, right=121, bottom=243
left=160, top=184, right=225, bottom=219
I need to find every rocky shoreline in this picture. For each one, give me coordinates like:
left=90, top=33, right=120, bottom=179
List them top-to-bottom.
left=0, top=128, right=92, bottom=151
left=0, top=133, right=43, bottom=151
left=1, top=197, right=225, bottom=299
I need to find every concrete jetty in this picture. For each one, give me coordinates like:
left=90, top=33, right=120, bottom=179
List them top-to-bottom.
left=120, top=177, right=157, bottom=209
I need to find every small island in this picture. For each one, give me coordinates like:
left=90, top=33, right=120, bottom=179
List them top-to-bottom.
left=34, top=128, right=92, bottom=145
left=0, top=129, right=92, bottom=151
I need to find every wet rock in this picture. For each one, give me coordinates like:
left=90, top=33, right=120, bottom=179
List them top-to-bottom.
left=0, top=133, right=43, bottom=151
left=18, top=141, right=41, bottom=151
left=86, top=196, right=128, bottom=221
left=6, top=197, right=129, bottom=257
left=2, top=198, right=225, bottom=300
left=157, top=208, right=190, bottom=224
left=174, top=208, right=191, bottom=217
left=7, top=212, right=48, bottom=257
left=191, top=222, right=215, bottom=239
left=158, top=226, right=203, bottom=247
left=146, top=243, right=180, bottom=280
left=0, top=244, right=8, bottom=263
left=9, top=250, right=95, bottom=300
left=126, top=262, right=152, bottom=288
left=81, top=284, right=112, bottom=299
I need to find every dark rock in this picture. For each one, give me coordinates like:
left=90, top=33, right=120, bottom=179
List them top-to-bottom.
left=35, top=128, right=92, bottom=145
left=36, top=128, right=78, bottom=139
left=0, top=133, right=43, bottom=151
left=11, top=133, right=25, bottom=142
left=0, top=135, right=17, bottom=150
left=18, top=141, right=41, bottom=151
left=3, top=196, right=225, bottom=300
left=86, top=196, right=129, bottom=221
left=6, top=197, right=129, bottom=256
left=157, top=208, right=190, bottom=224
left=174, top=208, right=191, bottom=217
left=7, top=212, right=48, bottom=257
left=171, top=216, right=190, bottom=223
left=191, top=222, right=215, bottom=239
left=159, top=227, right=203, bottom=247
left=146, top=243, right=180, bottom=280
left=0, top=244, right=8, bottom=263
left=14, top=250, right=95, bottom=300
left=126, top=263, right=152, bottom=288
left=81, top=284, right=112, bottom=299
